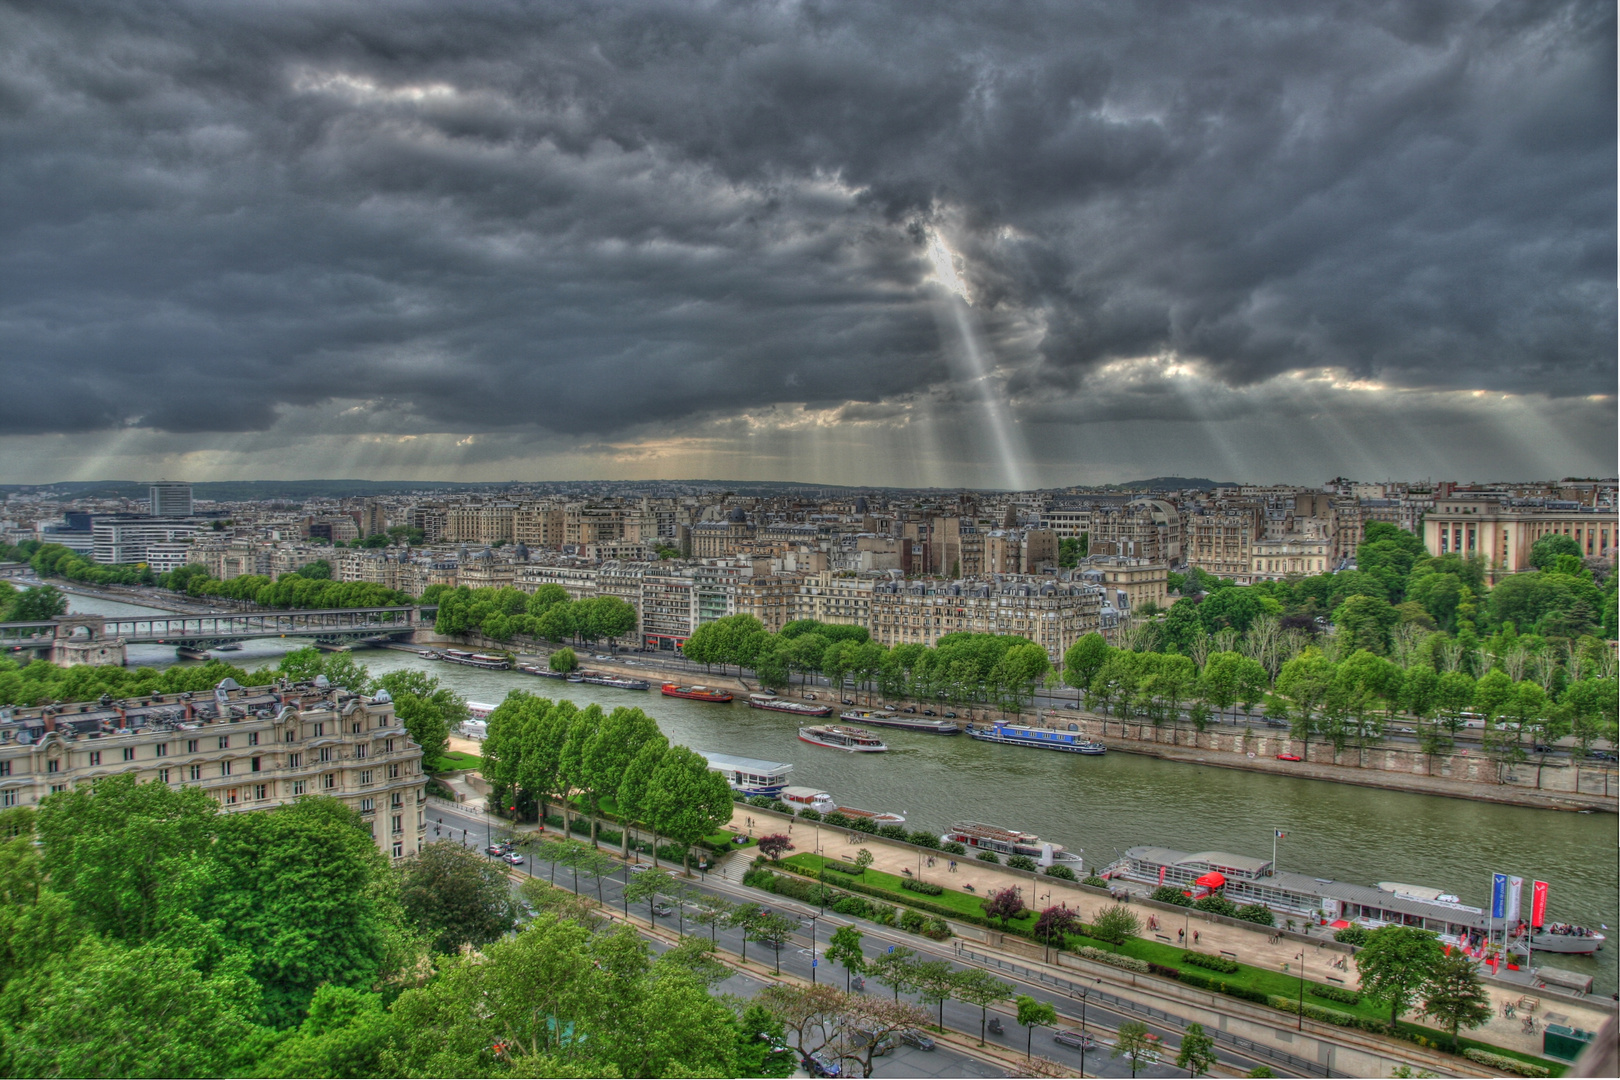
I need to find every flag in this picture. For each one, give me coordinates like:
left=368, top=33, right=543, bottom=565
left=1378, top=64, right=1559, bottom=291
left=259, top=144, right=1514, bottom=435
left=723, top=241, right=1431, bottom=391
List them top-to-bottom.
left=1275, top=830, right=1286, bottom=839
left=1491, top=873, right=1507, bottom=920
left=1505, top=876, right=1524, bottom=923
left=1531, top=881, right=1548, bottom=928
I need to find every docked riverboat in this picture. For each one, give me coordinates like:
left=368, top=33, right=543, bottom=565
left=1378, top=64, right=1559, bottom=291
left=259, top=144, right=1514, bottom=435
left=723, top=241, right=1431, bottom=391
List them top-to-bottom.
left=441, top=649, right=512, bottom=670
left=518, top=663, right=568, bottom=680
left=578, top=673, right=651, bottom=691
left=661, top=683, right=734, bottom=703
left=749, top=693, right=833, bottom=717
left=466, top=701, right=498, bottom=721
left=840, top=708, right=960, bottom=734
left=965, top=720, right=1104, bottom=754
left=798, top=725, right=888, bottom=752
left=700, top=752, right=791, bottom=796
left=780, top=786, right=837, bottom=813
left=830, top=805, right=906, bottom=826
left=941, top=821, right=1084, bottom=867
left=1524, top=926, right=1605, bottom=955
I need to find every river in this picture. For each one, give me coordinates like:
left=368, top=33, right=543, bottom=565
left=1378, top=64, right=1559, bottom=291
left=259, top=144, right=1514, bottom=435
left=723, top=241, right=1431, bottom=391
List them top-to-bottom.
left=72, top=593, right=1620, bottom=994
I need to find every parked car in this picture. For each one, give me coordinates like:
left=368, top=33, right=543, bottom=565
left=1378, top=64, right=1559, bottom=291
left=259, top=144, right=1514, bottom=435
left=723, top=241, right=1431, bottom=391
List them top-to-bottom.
left=842, top=698, right=856, bottom=705
left=903, top=706, right=917, bottom=713
left=922, top=709, right=936, bottom=716
left=943, top=711, right=958, bottom=719
left=1263, top=717, right=1289, bottom=728
left=1588, top=749, right=1617, bottom=762
left=1276, top=753, right=1303, bottom=762
left=485, top=846, right=506, bottom=857
left=503, top=852, right=525, bottom=866
left=631, top=864, right=652, bottom=873
left=651, top=903, right=675, bottom=917
left=900, top=1029, right=936, bottom=1050
left=1052, top=1030, right=1097, bottom=1050
left=805, top=1051, right=842, bottom=1077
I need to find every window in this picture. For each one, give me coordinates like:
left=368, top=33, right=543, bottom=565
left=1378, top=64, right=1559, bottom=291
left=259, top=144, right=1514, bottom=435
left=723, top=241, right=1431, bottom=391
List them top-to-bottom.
left=314, top=722, right=324, bottom=737
left=352, top=722, right=362, bottom=734
left=248, top=731, right=259, bottom=746
left=218, top=736, right=229, bottom=750
left=186, top=739, right=199, bottom=753
left=384, top=739, right=395, bottom=753
left=356, top=743, right=368, bottom=759
left=122, top=747, right=135, bottom=762
left=318, top=747, right=333, bottom=763
left=89, top=751, right=102, bottom=766
left=288, top=752, right=301, bottom=768
left=251, top=756, right=261, bottom=773
left=47, top=759, right=61, bottom=774
left=220, top=760, right=232, bottom=777
left=0, top=761, right=10, bottom=777
left=388, top=763, right=400, bottom=780
left=188, top=764, right=202, bottom=781
left=158, top=768, right=171, bottom=784
left=359, top=770, right=372, bottom=785
left=323, top=773, right=336, bottom=790
left=292, top=780, right=306, bottom=795
left=50, top=783, right=68, bottom=794
left=254, top=784, right=268, bottom=800
left=224, top=788, right=238, bottom=805
left=1, top=791, right=16, bottom=807
left=391, top=791, right=403, bottom=808
left=360, top=797, right=375, bottom=812
left=391, top=814, right=403, bottom=834
left=392, top=841, right=403, bottom=859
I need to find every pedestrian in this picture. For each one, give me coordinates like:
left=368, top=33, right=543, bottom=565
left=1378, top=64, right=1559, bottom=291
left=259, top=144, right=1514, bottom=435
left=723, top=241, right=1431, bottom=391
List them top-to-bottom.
left=788, top=823, right=793, bottom=834
left=1178, top=928, right=1185, bottom=943
left=1194, top=930, right=1200, bottom=945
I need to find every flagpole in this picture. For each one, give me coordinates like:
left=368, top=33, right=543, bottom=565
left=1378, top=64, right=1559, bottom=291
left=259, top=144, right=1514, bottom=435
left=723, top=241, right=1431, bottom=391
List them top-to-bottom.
left=1272, top=829, right=1279, bottom=877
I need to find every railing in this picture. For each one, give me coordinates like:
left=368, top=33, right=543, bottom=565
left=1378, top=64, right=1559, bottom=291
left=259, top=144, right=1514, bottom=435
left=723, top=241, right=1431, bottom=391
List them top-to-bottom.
left=954, top=944, right=1344, bottom=1077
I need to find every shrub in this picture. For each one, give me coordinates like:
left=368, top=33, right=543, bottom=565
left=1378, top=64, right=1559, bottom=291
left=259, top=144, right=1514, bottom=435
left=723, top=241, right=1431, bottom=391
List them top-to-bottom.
left=732, top=790, right=747, bottom=802
left=747, top=795, right=774, bottom=808
left=769, top=800, right=790, bottom=813
left=796, top=807, right=822, bottom=821
left=823, top=811, right=854, bottom=828
left=851, top=816, right=878, bottom=833
left=876, top=824, right=908, bottom=841
left=907, top=830, right=940, bottom=849
left=941, top=841, right=967, bottom=855
left=976, top=851, right=1001, bottom=864
left=1006, top=854, right=1038, bottom=872
left=820, top=860, right=866, bottom=876
left=1044, top=865, right=1077, bottom=881
left=742, top=866, right=777, bottom=890
left=1082, top=874, right=1109, bottom=888
left=900, top=878, right=944, bottom=896
left=1152, top=886, right=1193, bottom=906
left=1192, top=894, right=1239, bottom=917
left=831, top=896, right=873, bottom=918
left=870, top=903, right=897, bottom=927
left=1089, top=904, right=1141, bottom=947
left=1235, top=904, right=1275, bottom=926
left=899, top=909, right=927, bottom=934
left=923, top=916, right=953, bottom=941
left=1332, top=926, right=1369, bottom=946
left=1074, top=946, right=1149, bottom=973
left=1181, top=951, right=1239, bottom=974
left=1147, top=962, right=1182, bottom=980
left=1309, top=985, right=1360, bottom=1005
left=1268, top=997, right=1392, bottom=1034
left=1462, top=1050, right=1549, bottom=1077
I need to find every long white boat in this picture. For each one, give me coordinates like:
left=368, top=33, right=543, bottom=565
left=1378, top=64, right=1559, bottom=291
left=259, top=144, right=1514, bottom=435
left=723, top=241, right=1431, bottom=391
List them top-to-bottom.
left=749, top=693, right=833, bottom=717
left=840, top=708, right=960, bottom=734
left=966, top=720, right=1104, bottom=754
left=798, top=725, right=888, bottom=752
left=699, top=751, right=791, bottom=796
left=941, top=820, right=1084, bottom=867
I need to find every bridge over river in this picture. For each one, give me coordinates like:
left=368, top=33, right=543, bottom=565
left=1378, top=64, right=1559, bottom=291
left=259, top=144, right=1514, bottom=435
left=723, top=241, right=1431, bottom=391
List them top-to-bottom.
left=0, top=605, right=439, bottom=662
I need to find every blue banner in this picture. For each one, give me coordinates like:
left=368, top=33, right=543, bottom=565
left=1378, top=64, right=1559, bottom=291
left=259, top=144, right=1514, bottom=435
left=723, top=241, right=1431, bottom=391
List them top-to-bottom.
left=1492, top=873, right=1508, bottom=919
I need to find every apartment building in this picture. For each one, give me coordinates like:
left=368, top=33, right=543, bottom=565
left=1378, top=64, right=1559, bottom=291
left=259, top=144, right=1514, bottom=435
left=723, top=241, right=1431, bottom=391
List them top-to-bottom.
left=1422, top=499, right=1618, bottom=583
left=514, top=505, right=565, bottom=549
left=1183, top=506, right=1260, bottom=579
left=92, top=516, right=199, bottom=566
left=1247, top=536, right=1331, bottom=582
left=1079, top=556, right=1169, bottom=611
left=515, top=563, right=599, bottom=600
left=640, top=568, right=695, bottom=649
left=793, top=570, right=874, bottom=628
left=737, top=573, right=801, bottom=633
left=869, top=577, right=1103, bottom=662
left=0, top=679, right=427, bottom=859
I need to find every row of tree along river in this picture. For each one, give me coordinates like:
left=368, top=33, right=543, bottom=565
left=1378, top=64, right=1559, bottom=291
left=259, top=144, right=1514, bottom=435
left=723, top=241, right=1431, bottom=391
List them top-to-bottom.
left=71, top=594, right=1620, bottom=994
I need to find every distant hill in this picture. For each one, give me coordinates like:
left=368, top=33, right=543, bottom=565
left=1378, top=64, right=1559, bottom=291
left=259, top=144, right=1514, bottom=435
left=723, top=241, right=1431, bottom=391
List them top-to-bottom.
left=1108, top=476, right=1229, bottom=490
left=0, top=479, right=483, bottom=502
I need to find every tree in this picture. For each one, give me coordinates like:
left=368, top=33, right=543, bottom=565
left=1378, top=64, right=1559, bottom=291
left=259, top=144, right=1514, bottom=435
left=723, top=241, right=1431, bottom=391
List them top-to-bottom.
left=1529, top=533, right=1582, bottom=570
left=6, top=584, right=67, bottom=621
left=1334, top=595, right=1399, bottom=655
left=549, top=646, right=577, bottom=672
left=372, top=668, right=464, bottom=772
left=580, top=705, right=661, bottom=847
left=615, top=736, right=671, bottom=859
left=643, top=745, right=736, bottom=873
left=756, top=833, right=794, bottom=860
left=399, top=840, right=517, bottom=954
left=853, top=848, right=875, bottom=874
left=624, top=865, right=678, bottom=927
left=982, top=885, right=1025, bottom=929
left=1034, top=904, right=1081, bottom=958
left=1090, top=904, right=1141, bottom=950
left=751, top=912, right=799, bottom=975
left=825, top=925, right=867, bottom=992
left=1357, top=926, right=1445, bottom=1024
left=868, top=944, right=918, bottom=1001
left=1418, top=952, right=1492, bottom=1050
left=951, top=967, right=1012, bottom=1045
left=1015, top=994, right=1057, bottom=1060
left=1112, top=1020, right=1161, bottom=1077
left=1175, top=1021, right=1218, bottom=1077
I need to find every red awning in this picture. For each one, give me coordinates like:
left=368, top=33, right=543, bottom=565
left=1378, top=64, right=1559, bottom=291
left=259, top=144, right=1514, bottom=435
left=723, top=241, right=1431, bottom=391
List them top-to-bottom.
left=1194, top=871, right=1226, bottom=889
left=1330, top=919, right=1352, bottom=929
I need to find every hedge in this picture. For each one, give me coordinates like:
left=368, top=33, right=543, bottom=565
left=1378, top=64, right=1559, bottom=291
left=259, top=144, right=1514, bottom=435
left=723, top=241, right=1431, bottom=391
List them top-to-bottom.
left=796, top=808, right=822, bottom=821
left=941, top=841, right=967, bottom=855
left=976, top=851, right=1001, bottom=864
left=1006, top=855, right=1039, bottom=872
left=820, top=860, right=866, bottom=875
left=775, top=863, right=997, bottom=930
left=1043, top=865, right=1077, bottom=881
left=1082, top=875, right=1109, bottom=888
left=901, top=878, right=944, bottom=896
left=1151, top=886, right=1193, bottom=907
left=1192, top=894, right=1240, bottom=917
left=1235, top=904, right=1276, bottom=926
left=1333, top=926, right=1369, bottom=946
left=1074, top=946, right=1149, bottom=974
left=1182, top=951, right=1240, bottom=974
left=1147, top=962, right=1182, bottom=980
left=1309, top=984, right=1360, bottom=1006
left=1266, top=997, right=1393, bottom=1035
left=1462, top=1050, right=1550, bottom=1077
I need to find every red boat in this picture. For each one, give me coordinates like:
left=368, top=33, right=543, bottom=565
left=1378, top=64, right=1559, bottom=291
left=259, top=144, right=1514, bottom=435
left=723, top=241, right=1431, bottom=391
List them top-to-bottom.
left=660, top=683, right=734, bottom=703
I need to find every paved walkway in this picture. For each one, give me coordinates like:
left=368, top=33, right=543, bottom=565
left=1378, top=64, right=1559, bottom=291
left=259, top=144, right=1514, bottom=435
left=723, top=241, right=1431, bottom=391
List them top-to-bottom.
left=726, top=806, right=1613, bottom=1058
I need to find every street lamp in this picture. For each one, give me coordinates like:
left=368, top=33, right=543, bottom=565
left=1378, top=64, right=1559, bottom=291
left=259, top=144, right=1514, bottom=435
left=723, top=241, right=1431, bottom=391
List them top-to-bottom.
left=808, top=913, right=820, bottom=984
left=1294, top=950, right=1306, bottom=1031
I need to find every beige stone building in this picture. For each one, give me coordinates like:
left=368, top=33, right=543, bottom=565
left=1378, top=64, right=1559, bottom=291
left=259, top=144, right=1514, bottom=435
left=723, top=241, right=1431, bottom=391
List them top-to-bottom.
left=1422, top=499, right=1618, bottom=583
left=1246, top=536, right=1331, bottom=582
left=1079, top=556, right=1169, bottom=611
left=870, top=578, right=1103, bottom=662
left=0, top=679, right=427, bottom=859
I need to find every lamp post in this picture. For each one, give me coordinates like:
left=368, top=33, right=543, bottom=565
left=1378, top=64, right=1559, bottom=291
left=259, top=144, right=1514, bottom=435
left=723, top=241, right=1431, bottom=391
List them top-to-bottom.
left=808, top=913, right=819, bottom=984
left=1294, top=950, right=1306, bottom=1031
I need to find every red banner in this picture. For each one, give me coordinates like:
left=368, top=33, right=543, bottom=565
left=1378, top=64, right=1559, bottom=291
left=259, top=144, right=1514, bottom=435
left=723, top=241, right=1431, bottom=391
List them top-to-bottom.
left=1158, top=866, right=1166, bottom=887
left=1531, top=881, right=1548, bottom=928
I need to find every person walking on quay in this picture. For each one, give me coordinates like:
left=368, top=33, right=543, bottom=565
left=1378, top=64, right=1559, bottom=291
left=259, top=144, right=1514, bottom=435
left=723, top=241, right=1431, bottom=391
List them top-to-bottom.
left=1178, top=928, right=1185, bottom=944
left=1194, top=930, right=1200, bottom=945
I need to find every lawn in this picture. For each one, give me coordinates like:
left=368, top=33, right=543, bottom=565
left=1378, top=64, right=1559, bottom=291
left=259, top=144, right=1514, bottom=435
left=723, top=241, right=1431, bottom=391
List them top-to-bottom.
left=435, top=750, right=483, bottom=772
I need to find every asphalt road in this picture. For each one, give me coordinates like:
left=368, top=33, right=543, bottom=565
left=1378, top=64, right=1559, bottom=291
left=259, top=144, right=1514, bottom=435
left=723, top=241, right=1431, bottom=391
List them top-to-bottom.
left=430, top=801, right=1313, bottom=1078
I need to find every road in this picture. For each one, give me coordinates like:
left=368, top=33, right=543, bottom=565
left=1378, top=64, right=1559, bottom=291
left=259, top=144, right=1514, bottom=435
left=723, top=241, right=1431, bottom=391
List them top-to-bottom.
left=430, top=800, right=1319, bottom=1078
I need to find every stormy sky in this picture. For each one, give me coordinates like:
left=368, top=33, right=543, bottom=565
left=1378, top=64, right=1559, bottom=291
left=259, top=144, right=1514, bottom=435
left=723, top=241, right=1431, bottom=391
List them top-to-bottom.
left=1, top=0, right=1613, bottom=488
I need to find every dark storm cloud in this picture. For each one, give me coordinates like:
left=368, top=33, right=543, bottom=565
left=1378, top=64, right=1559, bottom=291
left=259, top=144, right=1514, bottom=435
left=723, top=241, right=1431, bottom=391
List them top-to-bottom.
left=0, top=0, right=1610, bottom=444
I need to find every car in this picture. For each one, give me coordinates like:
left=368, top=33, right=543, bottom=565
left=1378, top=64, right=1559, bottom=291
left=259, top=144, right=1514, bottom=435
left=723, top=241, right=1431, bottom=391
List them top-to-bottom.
left=805, top=693, right=816, bottom=700
left=842, top=698, right=856, bottom=705
left=903, top=706, right=917, bottom=713
left=922, top=709, right=936, bottom=716
left=943, top=711, right=958, bottom=719
left=1263, top=718, right=1289, bottom=728
left=1393, top=725, right=1417, bottom=735
left=1588, top=750, right=1618, bottom=762
left=1276, top=753, right=1303, bottom=762
left=485, top=846, right=506, bottom=857
left=503, top=852, right=525, bottom=865
left=631, top=864, right=652, bottom=873
left=651, top=903, right=675, bottom=917
left=900, top=1029, right=936, bottom=1050
left=1052, top=1030, right=1097, bottom=1050
left=805, top=1051, right=842, bottom=1077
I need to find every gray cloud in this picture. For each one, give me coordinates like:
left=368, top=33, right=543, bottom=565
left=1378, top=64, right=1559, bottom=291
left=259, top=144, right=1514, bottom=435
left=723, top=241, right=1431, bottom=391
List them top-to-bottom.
left=0, top=0, right=1611, bottom=479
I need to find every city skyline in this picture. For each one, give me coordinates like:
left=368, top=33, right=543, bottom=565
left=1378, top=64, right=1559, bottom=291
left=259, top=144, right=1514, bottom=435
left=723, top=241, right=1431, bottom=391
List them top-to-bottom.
left=1, top=2, right=1613, bottom=487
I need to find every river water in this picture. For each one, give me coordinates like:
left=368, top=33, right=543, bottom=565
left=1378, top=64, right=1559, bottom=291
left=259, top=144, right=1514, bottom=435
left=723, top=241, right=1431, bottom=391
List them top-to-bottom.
left=74, top=594, right=1620, bottom=993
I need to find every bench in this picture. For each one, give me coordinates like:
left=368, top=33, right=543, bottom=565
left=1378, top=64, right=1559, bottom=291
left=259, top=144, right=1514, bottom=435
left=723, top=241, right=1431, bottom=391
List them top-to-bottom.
left=1156, top=934, right=1173, bottom=943
left=1220, top=950, right=1239, bottom=961
left=1327, top=975, right=1346, bottom=984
